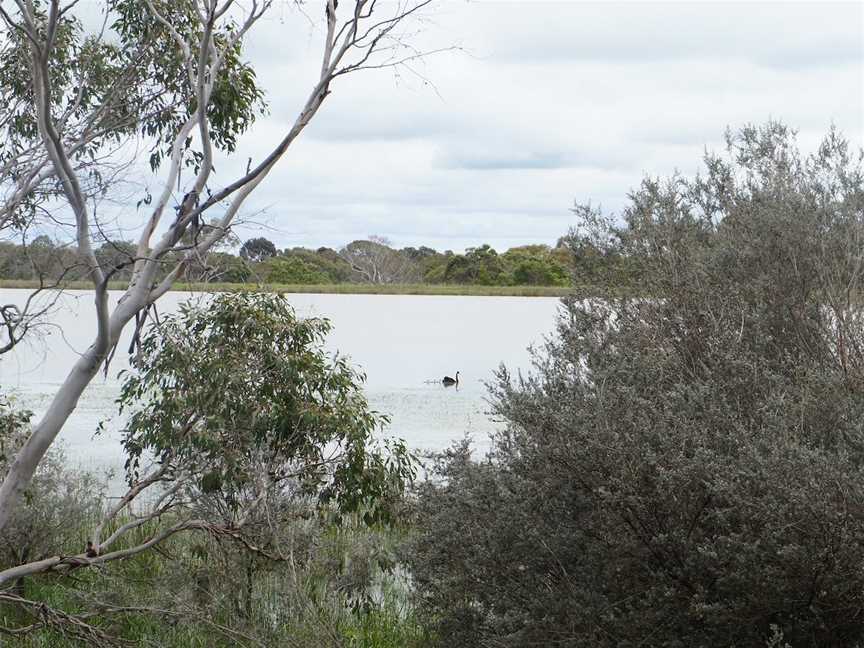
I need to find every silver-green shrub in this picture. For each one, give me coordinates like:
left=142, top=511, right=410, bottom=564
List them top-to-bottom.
left=409, top=123, right=864, bottom=647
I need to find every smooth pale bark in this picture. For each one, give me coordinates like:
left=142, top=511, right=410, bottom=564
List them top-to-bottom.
left=0, top=0, right=439, bottom=536
left=0, top=295, right=142, bottom=531
left=0, top=519, right=207, bottom=587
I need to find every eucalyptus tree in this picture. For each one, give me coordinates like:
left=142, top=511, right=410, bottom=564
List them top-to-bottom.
left=0, top=0, right=442, bottom=532
left=340, top=235, right=419, bottom=284
left=239, top=236, right=277, bottom=263
left=0, top=292, right=414, bottom=642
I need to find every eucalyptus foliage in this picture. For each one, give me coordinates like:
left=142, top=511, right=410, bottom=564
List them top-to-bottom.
left=0, top=0, right=266, bottom=226
left=0, top=0, right=265, bottom=162
left=110, top=0, right=266, bottom=168
left=119, top=292, right=414, bottom=523
left=0, top=396, right=31, bottom=469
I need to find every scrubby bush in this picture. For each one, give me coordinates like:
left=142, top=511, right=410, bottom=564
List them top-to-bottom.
left=408, top=124, right=864, bottom=647
left=442, top=245, right=506, bottom=285
left=502, top=245, right=570, bottom=286
left=263, top=255, right=334, bottom=284
left=1, top=293, right=423, bottom=645
left=0, top=398, right=104, bottom=589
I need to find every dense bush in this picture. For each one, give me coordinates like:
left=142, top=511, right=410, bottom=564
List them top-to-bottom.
left=408, top=124, right=864, bottom=647
left=443, top=244, right=506, bottom=285
left=502, top=245, right=570, bottom=286
left=263, top=255, right=334, bottom=284
left=0, top=294, right=424, bottom=646
left=0, top=398, right=104, bottom=579
left=5, top=486, right=428, bottom=647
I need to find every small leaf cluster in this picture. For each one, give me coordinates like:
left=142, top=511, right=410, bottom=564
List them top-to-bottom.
left=119, top=292, right=413, bottom=520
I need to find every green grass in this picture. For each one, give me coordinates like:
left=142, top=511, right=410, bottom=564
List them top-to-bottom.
left=0, top=278, right=574, bottom=297
left=5, top=512, right=432, bottom=648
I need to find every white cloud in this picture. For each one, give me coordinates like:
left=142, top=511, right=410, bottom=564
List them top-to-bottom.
left=99, top=1, right=864, bottom=252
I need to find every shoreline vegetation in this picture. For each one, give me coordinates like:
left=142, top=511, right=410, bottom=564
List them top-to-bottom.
left=0, top=234, right=638, bottom=297
left=0, top=279, right=578, bottom=297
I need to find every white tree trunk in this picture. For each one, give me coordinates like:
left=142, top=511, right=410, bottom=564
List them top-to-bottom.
left=0, top=0, right=441, bottom=533
left=0, top=295, right=140, bottom=530
left=0, top=350, right=102, bottom=530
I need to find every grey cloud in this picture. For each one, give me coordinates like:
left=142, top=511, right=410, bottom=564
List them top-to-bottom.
left=101, top=1, right=862, bottom=254
left=473, top=2, right=862, bottom=69
left=307, top=114, right=445, bottom=142
left=440, top=149, right=632, bottom=172
left=443, top=151, right=571, bottom=171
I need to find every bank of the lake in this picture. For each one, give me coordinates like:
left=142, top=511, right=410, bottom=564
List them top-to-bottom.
left=0, top=279, right=580, bottom=297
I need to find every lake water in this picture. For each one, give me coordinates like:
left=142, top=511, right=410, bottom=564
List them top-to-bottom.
left=0, top=289, right=561, bottom=476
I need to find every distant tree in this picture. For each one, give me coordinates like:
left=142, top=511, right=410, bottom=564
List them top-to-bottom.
left=409, top=124, right=864, bottom=647
left=0, top=235, right=74, bottom=282
left=29, top=235, right=53, bottom=249
left=340, top=236, right=418, bottom=284
left=239, top=237, right=278, bottom=263
left=95, top=240, right=137, bottom=281
left=550, top=240, right=575, bottom=269
left=444, top=244, right=505, bottom=285
left=403, top=245, right=438, bottom=261
left=403, top=245, right=446, bottom=283
left=502, top=245, right=570, bottom=286
left=315, top=246, right=343, bottom=264
left=282, top=247, right=354, bottom=283
left=186, top=251, right=252, bottom=284
left=264, top=256, right=332, bottom=284
left=511, top=257, right=568, bottom=285
left=423, top=262, right=447, bottom=283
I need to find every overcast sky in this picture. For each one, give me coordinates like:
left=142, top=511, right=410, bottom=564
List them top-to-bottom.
left=126, top=1, right=864, bottom=252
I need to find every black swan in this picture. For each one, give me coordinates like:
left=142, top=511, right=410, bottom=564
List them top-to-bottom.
left=442, top=371, right=460, bottom=386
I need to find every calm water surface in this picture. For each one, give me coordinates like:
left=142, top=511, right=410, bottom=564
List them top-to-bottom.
left=0, top=289, right=560, bottom=474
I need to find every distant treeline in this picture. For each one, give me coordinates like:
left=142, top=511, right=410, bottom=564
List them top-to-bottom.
left=0, top=232, right=639, bottom=288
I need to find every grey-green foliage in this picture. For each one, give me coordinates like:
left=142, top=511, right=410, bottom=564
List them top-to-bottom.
left=0, top=0, right=266, bottom=227
left=408, top=123, right=864, bottom=647
left=120, top=292, right=415, bottom=524
left=0, top=448, right=103, bottom=575
left=3, top=484, right=427, bottom=647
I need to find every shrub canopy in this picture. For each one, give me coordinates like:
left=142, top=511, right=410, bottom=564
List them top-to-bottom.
left=409, top=123, right=864, bottom=647
left=120, top=292, right=414, bottom=524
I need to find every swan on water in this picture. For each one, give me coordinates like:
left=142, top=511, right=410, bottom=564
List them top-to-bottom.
left=443, top=371, right=460, bottom=386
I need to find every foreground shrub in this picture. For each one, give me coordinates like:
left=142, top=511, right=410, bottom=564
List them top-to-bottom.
left=408, top=123, right=864, bottom=647
left=0, top=293, right=420, bottom=645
